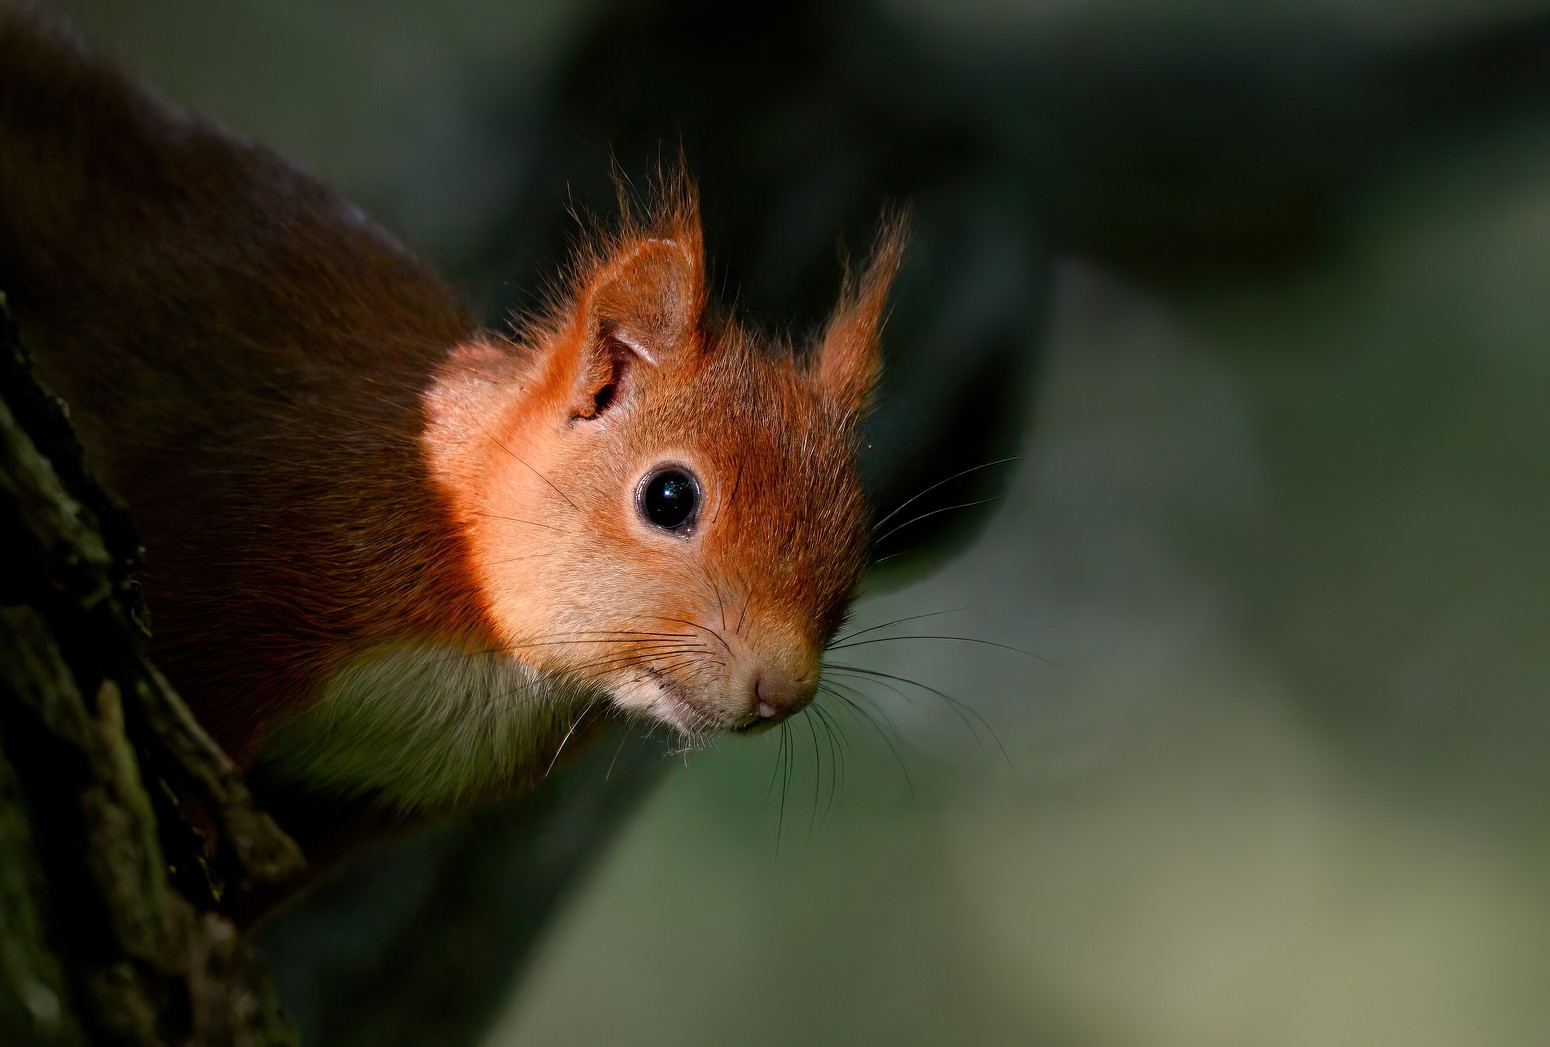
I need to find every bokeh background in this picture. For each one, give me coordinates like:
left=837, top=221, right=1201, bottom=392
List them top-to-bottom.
left=55, top=0, right=1550, bottom=1044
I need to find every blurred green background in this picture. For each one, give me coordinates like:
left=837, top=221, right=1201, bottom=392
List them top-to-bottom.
left=56, top=0, right=1550, bottom=1043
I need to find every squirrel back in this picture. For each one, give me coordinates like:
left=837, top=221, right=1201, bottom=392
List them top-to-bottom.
left=1, top=9, right=489, bottom=763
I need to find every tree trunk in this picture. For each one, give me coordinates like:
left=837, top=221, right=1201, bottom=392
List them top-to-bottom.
left=0, top=293, right=304, bottom=1046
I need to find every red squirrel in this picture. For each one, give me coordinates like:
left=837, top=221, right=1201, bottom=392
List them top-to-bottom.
left=0, top=10, right=902, bottom=815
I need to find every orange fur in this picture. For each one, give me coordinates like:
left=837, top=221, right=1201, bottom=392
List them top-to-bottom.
left=0, top=10, right=903, bottom=805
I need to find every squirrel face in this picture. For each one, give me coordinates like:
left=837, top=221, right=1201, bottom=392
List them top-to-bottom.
left=426, top=193, right=904, bottom=738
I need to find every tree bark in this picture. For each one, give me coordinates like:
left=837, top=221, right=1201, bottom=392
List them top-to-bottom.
left=0, top=293, right=303, bottom=1047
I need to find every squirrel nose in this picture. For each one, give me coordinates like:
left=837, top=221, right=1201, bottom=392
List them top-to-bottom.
left=751, top=666, right=817, bottom=722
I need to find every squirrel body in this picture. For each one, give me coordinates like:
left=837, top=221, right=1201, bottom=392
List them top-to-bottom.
left=0, top=9, right=901, bottom=814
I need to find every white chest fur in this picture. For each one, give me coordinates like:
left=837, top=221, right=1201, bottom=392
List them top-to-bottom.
left=254, top=641, right=599, bottom=811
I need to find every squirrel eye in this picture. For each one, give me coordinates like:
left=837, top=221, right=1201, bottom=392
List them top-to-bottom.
left=638, top=467, right=701, bottom=533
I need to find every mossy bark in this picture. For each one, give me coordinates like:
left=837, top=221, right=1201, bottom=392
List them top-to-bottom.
left=0, top=294, right=303, bottom=1047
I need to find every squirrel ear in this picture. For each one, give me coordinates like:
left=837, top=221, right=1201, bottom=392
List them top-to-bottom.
left=815, top=217, right=907, bottom=420
left=566, top=233, right=705, bottom=421
left=585, top=236, right=704, bottom=362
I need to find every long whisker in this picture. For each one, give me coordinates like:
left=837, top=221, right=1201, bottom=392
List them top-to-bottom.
left=477, top=422, right=582, bottom=514
left=871, top=456, right=1019, bottom=534
left=709, top=459, right=744, bottom=529
left=872, top=497, right=998, bottom=549
left=468, top=511, right=571, bottom=533
left=483, top=551, right=556, bottom=566
left=832, top=607, right=968, bottom=646
left=655, top=616, right=735, bottom=659
left=431, top=633, right=701, bottom=669
left=507, top=634, right=700, bottom=650
left=828, top=634, right=1058, bottom=668
left=562, top=640, right=708, bottom=661
left=565, top=646, right=710, bottom=680
left=562, top=651, right=708, bottom=683
left=645, top=659, right=698, bottom=678
left=826, top=663, right=1012, bottom=768
left=827, top=666, right=915, bottom=709
left=821, top=680, right=911, bottom=751
left=818, top=681, right=915, bottom=799
left=545, top=697, right=603, bottom=776
left=811, top=703, right=845, bottom=824
left=804, top=710, right=822, bottom=843
left=766, top=717, right=788, bottom=806
left=779, top=720, right=795, bottom=858
left=605, top=724, right=633, bottom=781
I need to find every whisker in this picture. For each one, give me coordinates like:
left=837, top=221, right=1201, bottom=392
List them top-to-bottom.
left=477, top=422, right=582, bottom=514
left=871, top=456, right=1019, bottom=534
left=709, top=459, right=744, bottom=529
left=872, top=497, right=999, bottom=549
left=468, top=511, right=571, bottom=533
left=483, top=551, right=555, bottom=566
left=714, top=580, right=729, bottom=634
left=832, top=607, right=968, bottom=646
left=655, top=616, right=735, bottom=659
left=528, top=629, right=699, bottom=639
left=428, top=634, right=704, bottom=676
left=828, top=634, right=1058, bottom=668
left=505, top=635, right=701, bottom=652
left=566, top=640, right=709, bottom=660
left=566, top=647, right=709, bottom=680
left=563, top=652, right=706, bottom=683
left=645, top=658, right=697, bottom=678
left=826, top=663, right=1012, bottom=768
left=827, top=666, right=915, bottom=709
left=821, top=680, right=911, bottom=751
left=818, top=682, right=915, bottom=799
left=545, top=697, right=603, bottom=776
left=811, top=704, right=845, bottom=824
left=804, top=711, right=822, bottom=843
left=766, top=719, right=788, bottom=806
left=778, top=720, right=794, bottom=858
left=604, top=722, right=632, bottom=782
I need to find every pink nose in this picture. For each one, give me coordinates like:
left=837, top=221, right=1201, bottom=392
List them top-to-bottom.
left=752, top=667, right=816, bottom=722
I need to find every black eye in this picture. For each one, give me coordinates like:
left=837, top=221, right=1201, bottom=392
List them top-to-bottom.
left=639, top=467, right=701, bottom=533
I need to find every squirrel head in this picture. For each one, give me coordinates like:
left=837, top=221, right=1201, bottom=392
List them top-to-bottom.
left=426, top=184, right=904, bottom=737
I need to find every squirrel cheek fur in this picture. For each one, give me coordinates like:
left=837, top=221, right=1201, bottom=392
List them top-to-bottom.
left=0, top=8, right=905, bottom=814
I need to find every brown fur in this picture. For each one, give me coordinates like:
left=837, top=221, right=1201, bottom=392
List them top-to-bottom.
left=0, top=9, right=902, bottom=795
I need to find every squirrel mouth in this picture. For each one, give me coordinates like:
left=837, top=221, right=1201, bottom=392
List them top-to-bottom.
left=638, top=668, right=723, bottom=735
left=730, top=718, right=778, bottom=736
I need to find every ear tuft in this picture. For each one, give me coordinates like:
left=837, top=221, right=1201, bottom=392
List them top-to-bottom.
left=587, top=165, right=704, bottom=355
left=559, top=177, right=706, bottom=421
left=816, top=214, right=908, bottom=421
left=585, top=236, right=703, bottom=360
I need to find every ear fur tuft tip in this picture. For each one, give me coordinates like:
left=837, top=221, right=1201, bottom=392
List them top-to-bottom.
left=814, top=213, right=910, bottom=420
